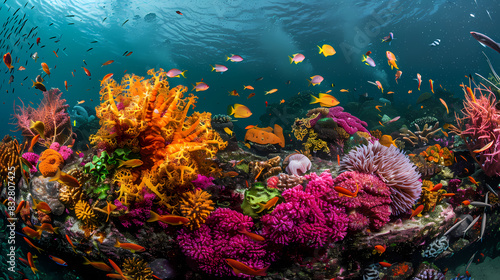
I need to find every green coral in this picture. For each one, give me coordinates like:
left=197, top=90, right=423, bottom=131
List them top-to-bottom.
left=83, top=148, right=137, bottom=183
left=241, top=182, right=281, bottom=218
left=92, top=184, right=110, bottom=200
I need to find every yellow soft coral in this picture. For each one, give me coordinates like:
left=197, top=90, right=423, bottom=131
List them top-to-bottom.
left=90, top=69, right=227, bottom=209
left=418, top=180, right=446, bottom=212
left=179, top=189, right=215, bottom=230
left=75, top=200, right=96, bottom=224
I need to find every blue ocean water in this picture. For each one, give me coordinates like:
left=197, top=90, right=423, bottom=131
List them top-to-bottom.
left=1, top=0, right=500, bottom=279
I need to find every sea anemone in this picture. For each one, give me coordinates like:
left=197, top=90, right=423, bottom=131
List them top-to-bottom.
left=340, top=141, right=422, bottom=215
left=284, top=153, right=311, bottom=176
left=412, top=268, right=445, bottom=280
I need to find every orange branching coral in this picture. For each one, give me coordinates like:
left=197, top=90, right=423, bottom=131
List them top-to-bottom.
left=90, top=69, right=227, bottom=206
left=370, top=129, right=383, bottom=140
left=0, top=135, right=21, bottom=187
left=419, top=144, right=454, bottom=166
left=38, top=149, right=64, bottom=177
left=112, top=168, right=141, bottom=205
left=418, top=180, right=446, bottom=212
left=180, top=189, right=215, bottom=230
left=75, top=200, right=96, bottom=225
left=122, top=257, right=153, bottom=280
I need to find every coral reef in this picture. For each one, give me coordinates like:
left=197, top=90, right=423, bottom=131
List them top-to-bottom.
left=453, top=86, right=500, bottom=176
left=12, top=88, right=74, bottom=147
left=309, top=106, right=369, bottom=135
left=410, top=116, right=438, bottom=128
left=400, top=122, right=441, bottom=147
left=0, top=135, right=22, bottom=186
left=340, top=141, right=422, bottom=215
left=419, top=144, right=454, bottom=166
left=38, top=148, right=64, bottom=177
left=84, top=148, right=135, bottom=183
left=283, top=153, right=311, bottom=176
left=248, top=156, right=281, bottom=181
left=266, top=173, right=305, bottom=190
left=418, top=180, right=446, bottom=212
left=241, top=182, right=281, bottom=218
left=179, top=189, right=215, bottom=230
left=74, top=200, right=96, bottom=225
left=422, top=235, right=449, bottom=258
left=122, top=257, right=153, bottom=280
left=412, top=268, right=445, bottom=280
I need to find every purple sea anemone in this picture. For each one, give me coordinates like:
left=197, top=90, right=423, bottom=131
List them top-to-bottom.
left=340, top=141, right=422, bottom=215
left=285, top=153, right=311, bottom=176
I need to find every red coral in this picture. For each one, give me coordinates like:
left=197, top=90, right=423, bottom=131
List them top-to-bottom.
left=12, top=88, right=74, bottom=147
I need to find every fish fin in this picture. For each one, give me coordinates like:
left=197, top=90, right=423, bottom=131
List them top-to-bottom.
left=317, top=45, right=322, bottom=54
left=362, top=55, right=366, bottom=62
left=226, top=56, right=230, bottom=61
left=289, top=56, right=293, bottom=64
left=210, top=65, right=214, bottom=72
left=181, top=70, right=187, bottom=78
left=191, top=84, right=196, bottom=91
left=310, top=94, right=319, bottom=104
left=227, top=105, right=234, bottom=116
left=49, top=168, right=61, bottom=182
left=146, top=210, right=159, bottom=222
left=53, top=227, right=59, bottom=235
left=114, top=239, right=120, bottom=248
left=82, top=256, right=90, bottom=265
left=255, top=265, right=270, bottom=276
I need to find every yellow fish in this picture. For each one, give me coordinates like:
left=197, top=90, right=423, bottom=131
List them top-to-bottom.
left=318, top=44, right=336, bottom=57
left=265, top=88, right=278, bottom=95
left=340, top=89, right=349, bottom=92
left=310, top=93, right=339, bottom=107
left=227, top=104, right=252, bottom=118
left=29, top=120, right=45, bottom=139
left=224, top=127, right=233, bottom=136
left=379, top=135, right=396, bottom=147
left=117, top=159, right=143, bottom=169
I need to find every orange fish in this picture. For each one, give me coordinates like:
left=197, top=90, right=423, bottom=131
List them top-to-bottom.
left=53, top=50, right=58, bottom=57
left=126, top=51, right=133, bottom=56
left=386, top=51, right=398, bottom=69
left=3, top=52, right=14, bottom=69
left=101, top=60, right=114, bottom=66
left=41, top=62, right=51, bottom=77
left=18, top=66, right=26, bottom=71
left=82, top=67, right=91, bottom=76
left=395, top=70, right=402, bottom=83
left=71, top=71, right=75, bottom=77
left=101, top=73, right=114, bottom=85
left=416, top=74, right=422, bottom=90
left=429, top=79, right=434, bottom=93
left=64, top=80, right=68, bottom=91
left=243, top=85, right=254, bottom=90
left=465, top=86, right=476, bottom=102
left=265, top=88, right=278, bottom=95
left=340, top=89, right=349, bottom=92
left=229, top=90, right=240, bottom=96
left=408, top=90, right=412, bottom=94
left=387, top=91, right=394, bottom=94
left=247, top=92, right=255, bottom=99
left=439, top=98, right=449, bottom=114
left=280, top=99, right=285, bottom=104
left=78, top=100, right=85, bottom=104
left=375, top=105, right=382, bottom=112
left=379, top=121, right=385, bottom=127
left=245, top=125, right=258, bottom=130
left=28, top=134, right=40, bottom=152
left=473, top=140, right=494, bottom=153
left=337, top=154, right=340, bottom=165
left=49, top=168, right=80, bottom=188
left=223, top=171, right=239, bottom=177
left=468, top=176, right=478, bottom=186
left=334, top=183, right=359, bottom=198
left=430, top=183, right=443, bottom=192
left=442, top=193, right=455, bottom=197
left=256, top=196, right=279, bottom=213
left=33, top=199, right=51, bottom=214
left=15, top=200, right=26, bottom=214
left=462, top=200, right=471, bottom=206
left=100, top=201, right=117, bottom=222
left=409, top=204, right=424, bottom=219
left=147, top=210, right=189, bottom=225
left=35, top=223, right=59, bottom=234
left=238, top=228, right=265, bottom=242
left=66, top=234, right=76, bottom=253
left=23, top=237, right=43, bottom=254
left=114, top=239, right=145, bottom=253
left=372, top=245, right=386, bottom=255
left=27, top=252, right=38, bottom=274
left=49, top=255, right=67, bottom=266
left=83, top=257, right=113, bottom=272
left=108, top=258, right=128, bottom=279
left=225, top=259, right=269, bottom=276
left=379, top=261, right=392, bottom=267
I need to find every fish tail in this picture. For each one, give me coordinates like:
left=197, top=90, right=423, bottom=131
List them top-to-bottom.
left=317, top=45, right=322, bottom=54
left=362, top=55, right=366, bottom=62
left=226, top=56, right=230, bottom=61
left=289, top=56, right=293, bottom=64
left=210, top=65, right=214, bottom=72
left=181, top=70, right=187, bottom=78
left=307, top=79, right=311, bottom=87
left=191, top=84, right=196, bottom=91
left=310, top=94, right=319, bottom=104
left=227, top=105, right=234, bottom=116
left=49, top=168, right=61, bottom=182
left=146, top=210, right=159, bottom=222
left=53, top=226, right=60, bottom=235
left=114, top=239, right=121, bottom=248
left=82, top=256, right=90, bottom=265
left=255, top=265, right=270, bottom=276
left=31, top=267, right=38, bottom=275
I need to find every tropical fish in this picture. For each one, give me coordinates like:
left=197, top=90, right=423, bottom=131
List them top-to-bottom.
left=176, top=11, right=183, bottom=15
left=470, top=31, right=500, bottom=54
left=382, top=32, right=394, bottom=44
left=36, top=37, right=40, bottom=45
left=429, top=39, right=441, bottom=47
left=318, top=44, right=335, bottom=57
left=386, top=51, right=398, bottom=69
left=3, top=52, right=14, bottom=69
left=32, top=52, right=39, bottom=62
left=289, top=53, right=305, bottom=64
left=226, top=54, right=243, bottom=62
left=362, top=55, right=376, bottom=67
left=101, top=60, right=114, bottom=66
left=41, top=62, right=51, bottom=76
left=211, top=64, right=228, bottom=73
left=18, top=66, right=25, bottom=71
left=82, top=67, right=91, bottom=76
left=166, top=68, right=186, bottom=78
left=395, top=71, right=402, bottom=83
left=101, top=73, right=114, bottom=85
left=416, top=74, right=422, bottom=90
left=308, top=75, right=324, bottom=86
left=429, top=79, right=434, bottom=93
left=192, top=81, right=209, bottom=92
left=368, top=81, right=383, bottom=93
left=243, top=85, right=254, bottom=90
left=265, top=88, right=278, bottom=95
left=340, top=89, right=349, bottom=93
left=228, top=90, right=240, bottom=96
left=247, top=92, right=255, bottom=99
left=310, top=93, right=339, bottom=107
left=439, top=98, right=449, bottom=114
left=228, top=104, right=252, bottom=118
left=375, top=105, right=382, bottom=112
left=384, top=116, right=400, bottom=124
left=224, top=127, right=233, bottom=136
left=28, top=134, right=40, bottom=152
left=379, top=135, right=396, bottom=147
left=473, top=140, right=494, bottom=153
left=117, top=159, right=143, bottom=169
left=49, top=168, right=80, bottom=188
left=468, top=176, right=479, bottom=185
left=334, top=183, right=359, bottom=198
left=430, top=183, right=443, bottom=192
left=256, top=196, right=279, bottom=213
left=32, top=198, right=51, bottom=214
left=99, top=201, right=117, bottom=222
left=409, top=204, right=424, bottom=219
left=147, top=210, right=189, bottom=225
left=34, top=223, right=59, bottom=235
left=23, top=226, right=41, bottom=239
left=238, top=228, right=265, bottom=242
left=66, top=234, right=77, bottom=253
left=23, top=237, right=43, bottom=254
left=114, top=239, right=146, bottom=253
left=372, top=245, right=386, bottom=255
left=28, top=252, right=38, bottom=274
left=49, top=255, right=67, bottom=266
left=82, top=257, right=113, bottom=272
left=108, top=258, right=129, bottom=279
left=225, top=259, right=269, bottom=276
left=379, top=261, right=392, bottom=267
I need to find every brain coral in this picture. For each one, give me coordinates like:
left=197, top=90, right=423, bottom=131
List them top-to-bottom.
left=340, top=141, right=422, bottom=215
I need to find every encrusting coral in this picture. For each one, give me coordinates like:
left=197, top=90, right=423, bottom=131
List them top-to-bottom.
left=89, top=69, right=227, bottom=207
left=419, top=144, right=454, bottom=166
left=38, top=148, right=64, bottom=177
left=248, top=156, right=282, bottom=181
left=179, top=189, right=215, bottom=230
left=74, top=200, right=96, bottom=225
left=122, top=257, right=153, bottom=280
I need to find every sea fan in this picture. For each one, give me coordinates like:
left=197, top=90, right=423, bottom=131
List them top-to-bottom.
left=340, top=141, right=422, bottom=215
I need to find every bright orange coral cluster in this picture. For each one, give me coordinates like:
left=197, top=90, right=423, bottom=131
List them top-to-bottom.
left=90, top=69, right=227, bottom=206
left=419, top=144, right=454, bottom=166
left=38, top=149, right=64, bottom=177
left=418, top=180, right=446, bottom=212
left=180, top=189, right=215, bottom=230
left=391, top=262, right=410, bottom=276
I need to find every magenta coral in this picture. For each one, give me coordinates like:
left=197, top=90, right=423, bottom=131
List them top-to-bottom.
left=455, top=86, right=500, bottom=176
left=12, top=88, right=74, bottom=147
left=309, top=106, right=368, bottom=135
left=340, top=141, right=422, bottom=215
left=49, top=142, right=73, bottom=160
left=22, top=152, right=40, bottom=174
left=326, top=171, right=392, bottom=231
left=261, top=172, right=348, bottom=248
left=191, top=174, right=215, bottom=189
left=115, top=188, right=169, bottom=229
left=177, top=208, right=275, bottom=278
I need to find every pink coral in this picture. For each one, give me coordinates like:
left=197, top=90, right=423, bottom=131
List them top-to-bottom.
left=455, top=86, right=500, bottom=176
left=12, top=88, right=74, bottom=147
left=309, top=106, right=368, bottom=135
left=340, top=141, right=422, bottom=215
left=49, top=142, right=73, bottom=160
left=22, top=152, right=40, bottom=174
